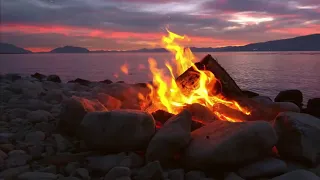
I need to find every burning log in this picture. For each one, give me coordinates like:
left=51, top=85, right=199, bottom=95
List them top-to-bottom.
left=176, top=54, right=244, bottom=98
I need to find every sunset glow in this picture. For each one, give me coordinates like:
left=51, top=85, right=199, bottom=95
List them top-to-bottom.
left=0, top=0, right=319, bottom=52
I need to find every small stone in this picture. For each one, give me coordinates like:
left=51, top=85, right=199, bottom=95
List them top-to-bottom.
left=31, top=72, right=46, bottom=81
left=47, top=75, right=61, bottom=83
left=306, top=98, right=320, bottom=118
left=26, top=110, right=53, bottom=123
left=25, top=131, right=46, bottom=143
left=0, top=132, right=14, bottom=144
left=52, top=134, right=71, bottom=152
left=0, top=143, right=15, bottom=152
left=27, top=143, right=44, bottom=158
left=0, top=150, right=8, bottom=159
left=5, top=150, right=32, bottom=168
left=128, top=152, right=144, bottom=168
left=87, top=153, right=131, bottom=173
left=238, top=158, right=287, bottom=178
left=134, top=161, right=163, bottom=180
left=64, top=162, right=80, bottom=175
left=0, top=165, right=30, bottom=179
left=38, top=165, right=57, bottom=174
left=104, top=167, right=131, bottom=180
left=72, top=168, right=90, bottom=180
left=168, top=169, right=184, bottom=180
left=271, top=170, right=319, bottom=180
left=185, top=171, right=206, bottom=180
left=18, top=172, right=58, bottom=180
left=225, top=172, right=244, bottom=180
left=59, top=177, right=81, bottom=180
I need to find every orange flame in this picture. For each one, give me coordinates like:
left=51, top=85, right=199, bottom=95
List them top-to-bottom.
left=147, top=29, right=250, bottom=122
left=121, top=63, right=129, bottom=74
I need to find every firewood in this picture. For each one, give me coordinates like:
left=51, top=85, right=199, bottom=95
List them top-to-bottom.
left=176, top=54, right=244, bottom=98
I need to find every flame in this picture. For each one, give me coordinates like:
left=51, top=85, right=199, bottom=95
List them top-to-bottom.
left=147, top=29, right=250, bottom=122
left=121, top=63, right=129, bottom=74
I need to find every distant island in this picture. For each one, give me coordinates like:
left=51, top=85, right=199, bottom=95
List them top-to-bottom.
left=1, top=34, right=319, bottom=54
left=0, top=43, right=32, bottom=54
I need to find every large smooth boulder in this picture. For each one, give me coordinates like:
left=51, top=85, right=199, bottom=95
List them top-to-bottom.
left=275, top=89, right=303, bottom=108
left=58, top=96, right=106, bottom=135
left=251, top=96, right=273, bottom=105
left=273, top=102, right=300, bottom=113
left=79, top=110, right=155, bottom=151
left=146, top=110, right=192, bottom=165
left=273, top=112, right=320, bottom=165
left=184, top=120, right=277, bottom=169
left=237, top=158, right=287, bottom=179
left=134, top=161, right=164, bottom=180
left=271, top=170, right=319, bottom=180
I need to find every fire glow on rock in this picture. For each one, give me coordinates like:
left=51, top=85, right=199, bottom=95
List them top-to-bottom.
left=142, top=29, right=250, bottom=122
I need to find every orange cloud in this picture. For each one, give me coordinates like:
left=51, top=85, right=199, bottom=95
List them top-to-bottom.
left=270, top=24, right=320, bottom=35
left=24, top=47, right=53, bottom=52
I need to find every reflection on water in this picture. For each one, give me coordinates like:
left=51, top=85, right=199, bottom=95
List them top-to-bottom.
left=1, top=52, right=319, bottom=103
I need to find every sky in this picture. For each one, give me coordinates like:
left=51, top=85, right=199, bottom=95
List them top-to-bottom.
left=1, top=0, right=319, bottom=52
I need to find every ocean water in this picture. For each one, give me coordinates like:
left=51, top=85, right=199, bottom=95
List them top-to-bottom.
left=0, top=51, right=319, bottom=103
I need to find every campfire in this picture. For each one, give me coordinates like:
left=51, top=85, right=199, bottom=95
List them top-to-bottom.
left=134, top=29, right=251, bottom=123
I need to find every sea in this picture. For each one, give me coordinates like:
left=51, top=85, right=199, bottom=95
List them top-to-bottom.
left=0, top=51, right=319, bottom=104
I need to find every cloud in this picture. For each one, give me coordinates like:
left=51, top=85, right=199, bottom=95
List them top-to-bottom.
left=0, top=0, right=319, bottom=51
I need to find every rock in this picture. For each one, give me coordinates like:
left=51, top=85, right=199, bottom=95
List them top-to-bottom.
left=31, top=72, right=47, bottom=81
left=3, top=73, right=22, bottom=81
left=47, top=75, right=61, bottom=83
left=68, top=78, right=92, bottom=86
left=8, top=79, right=44, bottom=98
left=99, top=79, right=113, bottom=84
left=0, top=89, right=13, bottom=102
left=43, top=89, right=64, bottom=104
left=275, top=89, right=303, bottom=108
left=242, top=90, right=259, bottom=98
left=95, top=93, right=121, bottom=110
left=58, top=96, right=107, bottom=135
left=251, top=96, right=273, bottom=105
left=58, top=97, right=88, bottom=135
left=306, top=98, right=320, bottom=118
left=7, top=99, right=52, bottom=111
left=273, top=102, right=300, bottom=113
left=6, top=108, right=30, bottom=120
left=26, top=110, right=53, bottom=123
left=79, top=110, right=155, bottom=151
left=146, top=110, right=192, bottom=164
left=273, top=112, right=320, bottom=165
left=184, top=120, right=277, bottom=169
left=35, top=122, right=56, bottom=135
left=25, top=131, right=46, bottom=143
left=0, top=132, right=14, bottom=144
left=52, top=134, right=71, bottom=152
left=0, top=143, right=15, bottom=152
left=27, top=143, right=44, bottom=158
left=0, top=150, right=7, bottom=159
left=5, top=150, right=32, bottom=168
left=128, top=152, right=144, bottom=168
left=87, top=153, right=131, bottom=173
left=238, top=158, right=287, bottom=178
left=134, top=161, right=163, bottom=180
left=64, top=162, right=80, bottom=175
left=0, top=165, right=30, bottom=179
left=38, top=165, right=57, bottom=174
left=104, top=167, right=131, bottom=180
left=71, top=168, right=90, bottom=180
left=168, top=169, right=184, bottom=180
left=271, top=170, right=319, bottom=180
left=185, top=171, right=206, bottom=180
left=18, top=172, right=58, bottom=180
left=225, top=172, right=244, bottom=180
left=59, top=177, right=81, bottom=180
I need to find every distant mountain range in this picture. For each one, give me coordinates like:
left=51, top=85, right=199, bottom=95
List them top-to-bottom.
left=1, top=34, right=319, bottom=54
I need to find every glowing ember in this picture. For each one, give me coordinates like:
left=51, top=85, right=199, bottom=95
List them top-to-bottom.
left=146, top=29, right=250, bottom=122
left=121, top=63, right=129, bottom=74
